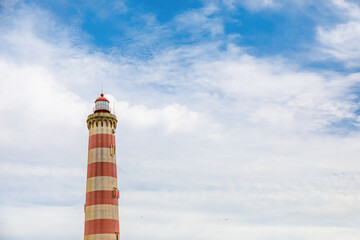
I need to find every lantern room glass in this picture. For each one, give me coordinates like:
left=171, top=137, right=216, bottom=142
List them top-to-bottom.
left=94, top=100, right=110, bottom=112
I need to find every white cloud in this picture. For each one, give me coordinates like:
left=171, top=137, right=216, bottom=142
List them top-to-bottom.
left=90, top=0, right=128, bottom=20
left=221, top=0, right=311, bottom=11
left=223, top=0, right=279, bottom=11
left=317, top=0, right=360, bottom=66
left=331, top=0, right=360, bottom=19
left=174, top=4, right=223, bottom=38
left=318, top=21, right=360, bottom=66
left=130, top=43, right=359, bottom=133
left=0, top=60, right=89, bottom=149
left=115, top=101, right=201, bottom=133
left=0, top=162, right=84, bottom=178
left=119, top=195, right=360, bottom=240
left=0, top=206, right=83, bottom=240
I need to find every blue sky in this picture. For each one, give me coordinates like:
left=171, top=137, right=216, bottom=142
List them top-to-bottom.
left=1, top=0, right=360, bottom=240
left=7, top=0, right=355, bottom=68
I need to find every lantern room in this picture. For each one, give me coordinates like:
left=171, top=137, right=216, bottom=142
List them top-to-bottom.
left=94, top=93, right=110, bottom=113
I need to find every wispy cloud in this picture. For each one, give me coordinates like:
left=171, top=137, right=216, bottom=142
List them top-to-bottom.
left=89, top=0, right=128, bottom=20
left=220, top=0, right=314, bottom=11
left=223, top=0, right=280, bottom=11
left=317, top=0, right=360, bottom=67
left=174, top=4, right=224, bottom=38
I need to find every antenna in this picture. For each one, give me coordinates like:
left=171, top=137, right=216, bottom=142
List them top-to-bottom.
left=101, top=80, right=103, bottom=94
left=113, top=99, right=116, bottom=115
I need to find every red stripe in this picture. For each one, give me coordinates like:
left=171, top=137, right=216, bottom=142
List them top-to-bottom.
left=89, top=134, right=115, bottom=150
left=87, top=162, right=117, bottom=178
left=86, top=190, right=118, bottom=206
left=84, top=219, right=119, bottom=235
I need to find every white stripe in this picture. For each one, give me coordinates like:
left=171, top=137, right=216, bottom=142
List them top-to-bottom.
left=88, top=148, right=116, bottom=164
left=86, top=176, right=117, bottom=193
left=85, top=204, right=119, bottom=221
left=84, top=234, right=118, bottom=240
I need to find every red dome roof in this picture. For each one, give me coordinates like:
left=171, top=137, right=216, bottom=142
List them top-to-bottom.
left=95, top=93, right=109, bottom=103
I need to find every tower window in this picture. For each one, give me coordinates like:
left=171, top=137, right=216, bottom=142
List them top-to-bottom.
left=110, top=145, right=116, bottom=156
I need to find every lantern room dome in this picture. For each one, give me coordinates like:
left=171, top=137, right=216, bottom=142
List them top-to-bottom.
left=94, top=93, right=111, bottom=113
left=95, top=93, right=109, bottom=103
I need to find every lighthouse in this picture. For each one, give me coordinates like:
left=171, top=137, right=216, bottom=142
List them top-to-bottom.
left=84, top=93, right=120, bottom=240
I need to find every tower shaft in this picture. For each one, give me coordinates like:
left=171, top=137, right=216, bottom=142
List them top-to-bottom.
left=84, top=111, right=119, bottom=240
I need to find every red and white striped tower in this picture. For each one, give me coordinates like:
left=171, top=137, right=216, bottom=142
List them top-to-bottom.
left=84, top=93, right=120, bottom=240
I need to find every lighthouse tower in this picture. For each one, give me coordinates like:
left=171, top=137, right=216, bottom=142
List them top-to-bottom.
left=84, top=93, right=120, bottom=240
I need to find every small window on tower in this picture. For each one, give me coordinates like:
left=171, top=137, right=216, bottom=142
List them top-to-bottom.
left=110, top=145, right=116, bottom=156
left=112, top=187, right=119, bottom=199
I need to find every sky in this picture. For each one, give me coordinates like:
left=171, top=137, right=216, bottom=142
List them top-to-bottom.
left=0, top=0, right=360, bottom=239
